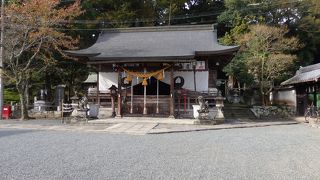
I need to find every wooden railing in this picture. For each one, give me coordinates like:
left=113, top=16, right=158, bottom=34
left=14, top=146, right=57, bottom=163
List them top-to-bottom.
left=87, top=88, right=220, bottom=117
left=87, top=91, right=112, bottom=107
left=122, top=95, right=170, bottom=115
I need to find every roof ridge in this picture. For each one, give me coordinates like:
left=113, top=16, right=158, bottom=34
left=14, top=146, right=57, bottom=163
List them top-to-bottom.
left=100, top=24, right=215, bottom=33
left=299, top=63, right=320, bottom=73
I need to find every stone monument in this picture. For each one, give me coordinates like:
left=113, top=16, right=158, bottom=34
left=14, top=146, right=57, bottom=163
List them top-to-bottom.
left=55, top=85, right=66, bottom=111
left=33, top=89, right=49, bottom=112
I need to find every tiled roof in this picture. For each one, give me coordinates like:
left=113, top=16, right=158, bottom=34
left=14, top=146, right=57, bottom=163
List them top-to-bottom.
left=66, top=25, right=238, bottom=63
left=281, top=63, right=320, bottom=85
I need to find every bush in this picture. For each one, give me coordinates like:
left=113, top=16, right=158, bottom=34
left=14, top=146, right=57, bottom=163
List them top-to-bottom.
left=4, top=88, right=20, bottom=104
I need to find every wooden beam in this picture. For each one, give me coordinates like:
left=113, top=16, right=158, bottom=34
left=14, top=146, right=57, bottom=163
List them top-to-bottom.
left=130, top=79, right=133, bottom=114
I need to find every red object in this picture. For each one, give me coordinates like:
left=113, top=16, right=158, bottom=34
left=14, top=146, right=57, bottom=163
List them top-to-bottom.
left=2, top=106, right=12, bottom=119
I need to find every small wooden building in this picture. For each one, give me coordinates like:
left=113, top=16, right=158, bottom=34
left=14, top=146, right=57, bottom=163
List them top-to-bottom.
left=67, top=24, right=238, bottom=118
left=281, top=63, right=320, bottom=116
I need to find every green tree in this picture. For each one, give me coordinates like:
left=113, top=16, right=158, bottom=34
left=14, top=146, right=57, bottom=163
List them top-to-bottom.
left=81, top=0, right=156, bottom=28
left=155, top=0, right=187, bottom=25
left=218, top=0, right=304, bottom=27
left=219, top=0, right=319, bottom=67
left=296, top=0, right=320, bottom=66
left=238, top=25, right=300, bottom=105
left=223, top=53, right=254, bottom=87
left=52, top=60, right=90, bottom=102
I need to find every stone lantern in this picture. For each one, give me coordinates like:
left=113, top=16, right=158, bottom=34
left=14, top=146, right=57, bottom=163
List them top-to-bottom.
left=214, top=91, right=225, bottom=121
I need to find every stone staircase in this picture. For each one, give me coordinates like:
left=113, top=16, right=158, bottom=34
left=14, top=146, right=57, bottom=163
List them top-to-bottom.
left=223, top=103, right=257, bottom=121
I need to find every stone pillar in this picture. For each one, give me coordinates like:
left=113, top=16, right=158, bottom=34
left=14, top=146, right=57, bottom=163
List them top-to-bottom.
left=215, top=95, right=225, bottom=122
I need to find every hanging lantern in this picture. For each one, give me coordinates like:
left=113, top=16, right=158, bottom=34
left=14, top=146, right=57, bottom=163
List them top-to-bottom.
left=142, top=78, right=148, bottom=86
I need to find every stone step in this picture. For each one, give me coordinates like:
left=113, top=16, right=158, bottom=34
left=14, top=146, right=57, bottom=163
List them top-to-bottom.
left=223, top=105, right=256, bottom=120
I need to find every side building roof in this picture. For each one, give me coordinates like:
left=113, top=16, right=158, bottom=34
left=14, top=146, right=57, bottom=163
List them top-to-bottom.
left=66, top=24, right=239, bottom=63
left=281, top=63, right=320, bottom=86
left=83, top=72, right=97, bottom=83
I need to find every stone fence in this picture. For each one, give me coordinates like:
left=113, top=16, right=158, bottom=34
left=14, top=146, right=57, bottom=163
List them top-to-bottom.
left=250, top=106, right=296, bottom=119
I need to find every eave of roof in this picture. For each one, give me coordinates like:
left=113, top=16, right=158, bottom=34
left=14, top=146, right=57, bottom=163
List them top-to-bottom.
left=281, top=63, right=320, bottom=85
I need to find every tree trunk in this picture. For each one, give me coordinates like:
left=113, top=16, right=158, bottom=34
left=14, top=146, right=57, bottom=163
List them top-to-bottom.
left=168, top=1, right=172, bottom=25
left=45, top=73, right=52, bottom=102
left=25, top=83, right=29, bottom=106
left=17, top=84, right=30, bottom=120
left=260, top=84, right=265, bottom=106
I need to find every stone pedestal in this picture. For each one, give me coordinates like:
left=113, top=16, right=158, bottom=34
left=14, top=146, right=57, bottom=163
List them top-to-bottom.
left=193, top=95, right=226, bottom=125
left=214, top=96, right=225, bottom=124
left=34, top=100, right=49, bottom=112
left=192, top=105, right=200, bottom=119
left=215, top=106, right=224, bottom=119
left=68, top=109, right=88, bottom=123
left=194, top=110, right=224, bottom=125
left=194, top=111, right=217, bottom=125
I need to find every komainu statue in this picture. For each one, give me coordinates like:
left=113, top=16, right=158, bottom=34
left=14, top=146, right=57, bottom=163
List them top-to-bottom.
left=78, top=95, right=88, bottom=110
left=197, top=96, right=209, bottom=113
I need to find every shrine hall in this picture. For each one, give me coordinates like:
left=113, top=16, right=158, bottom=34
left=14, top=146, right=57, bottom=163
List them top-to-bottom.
left=67, top=24, right=238, bottom=118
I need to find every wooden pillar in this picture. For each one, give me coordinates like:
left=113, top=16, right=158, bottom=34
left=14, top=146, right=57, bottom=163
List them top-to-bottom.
left=96, top=64, right=101, bottom=105
left=169, top=64, right=174, bottom=118
left=193, top=64, right=197, bottom=92
left=117, top=66, right=122, bottom=117
left=143, top=68, right=147, bottom=115
left=130, top=79, right=133, bottom=114
left=156, top=79, right=159, bottom=114
left=314, top=83, right=317, bottom=106
left=143, top=85, right=147, bottom=115
left=183, top=91, right=187, bottom=112
left=111, top=95, right=116, bottom=117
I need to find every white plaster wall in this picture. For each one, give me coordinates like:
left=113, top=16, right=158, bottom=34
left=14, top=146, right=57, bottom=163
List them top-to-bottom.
left=99, top=71, right=209, bottom=92
left=162, top=71, right=208, bottom=92
left=196, top=71, right=209, bottom=91
left=99, top=72, right=118, bottom=92
left=271, top=89, right=296, bottom=107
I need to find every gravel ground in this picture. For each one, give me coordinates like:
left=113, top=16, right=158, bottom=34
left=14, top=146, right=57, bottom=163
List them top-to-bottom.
left=0, top=119, right=62, bottom=126
left=0, top=124, right=320, bottom=180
